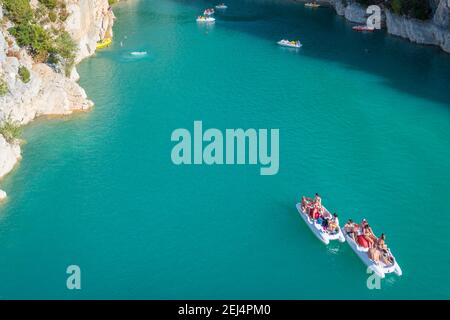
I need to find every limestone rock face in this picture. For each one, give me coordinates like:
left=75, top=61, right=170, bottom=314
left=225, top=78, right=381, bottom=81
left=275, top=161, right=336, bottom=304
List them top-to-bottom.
left=0, top=0, right=115, bottom=191
left=65, top=0, right=115, bottom=62
left=330, top=0, right=450, bottom=53
left=330, top=0, right=346, bottom=16
left=344, top=2, right=367, bottom=24
left=385, top=7, right=450, bottom=53
left=0, top=55, right=93, bottom=125
left=0, top=134, right=21, bottom=180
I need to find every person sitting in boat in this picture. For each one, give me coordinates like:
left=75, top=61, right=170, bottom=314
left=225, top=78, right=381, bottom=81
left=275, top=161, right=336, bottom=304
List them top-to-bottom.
left=313, top=193, right=322, bottom=207
left=301, top=196, right=312, bottom=212
left=310, top=205, right=320, bottom=220
left=332, top=213, right=339, bottom=226
left=321, top=214, right=330, bottom=229
left=327, top=217, right=338, bottom=233
left=361, top=218, right=368, bottom=228
left=344, top=219, right=356, bottom=240
left=363, top=225, right=376, bottom=248
left=377, top=233, right=388, bottom=251
left=379, top=241, right=394, bottom=265
left=368, top=247, right=380, bottom=264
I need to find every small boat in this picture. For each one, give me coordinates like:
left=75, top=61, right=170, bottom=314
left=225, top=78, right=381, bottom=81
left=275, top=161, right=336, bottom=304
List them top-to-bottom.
left=305, top=2, right=320, bottom=8
left=215, top=3, right=228, bottom=9
left=204, top=8, right=215, bottom=16
left=196, top=16, right=216, bottom=23
left=352, top=25, right=375, bottom=32
left=96, top=38, right=112, bottom=50
left=277, top=39, right=302, bottom=48
left=130, top=51, right=148, bottom=56
left=296, top=203, right=345, bottom=245
left=343, top=227, right=402, bottom=278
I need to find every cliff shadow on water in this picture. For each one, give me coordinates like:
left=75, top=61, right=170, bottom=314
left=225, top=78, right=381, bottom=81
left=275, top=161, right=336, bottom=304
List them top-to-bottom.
left=175, top=0, right=450, bottom=107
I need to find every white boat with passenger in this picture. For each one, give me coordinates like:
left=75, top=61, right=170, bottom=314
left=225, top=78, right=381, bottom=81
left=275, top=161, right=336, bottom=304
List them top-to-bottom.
left=305, top=2, right=320, bottom=8
left=215, top=3, right=228, bottom=9
left=196, top=16, right=216, bottom=23
left=277, top=39, right=302, bottom=48
left=296, top=196, right=345, bottom=245
left=342, top=220, right=402, bottom=278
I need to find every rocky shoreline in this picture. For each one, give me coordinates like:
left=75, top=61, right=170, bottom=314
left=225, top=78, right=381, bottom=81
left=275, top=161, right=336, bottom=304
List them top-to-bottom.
left=0, top=0, right=116, bottom=201
left=328, top=0, right=450, bottom=53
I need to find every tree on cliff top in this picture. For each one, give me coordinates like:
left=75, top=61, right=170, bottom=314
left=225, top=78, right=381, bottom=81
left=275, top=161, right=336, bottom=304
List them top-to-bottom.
left=354, top=0, right=433, bottom=21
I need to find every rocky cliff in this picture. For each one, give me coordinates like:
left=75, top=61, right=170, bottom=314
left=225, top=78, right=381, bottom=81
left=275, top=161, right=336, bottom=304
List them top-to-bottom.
left=330, top=0, right=450, bottom=53
left=0, top=1, right=115, bottom=201
left=385, top=2, right=450, bottom=52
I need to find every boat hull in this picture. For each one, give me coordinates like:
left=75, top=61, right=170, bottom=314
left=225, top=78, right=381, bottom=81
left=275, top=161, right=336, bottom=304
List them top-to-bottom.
left=197, top=18, right=216, bottom=23
left=96, top=38, right=112, bottom=50
left=277, top=41, right=302, bottom=48
left=296, top=203, right=345, bottom=245
left=343, top=231, right=402, bottom=278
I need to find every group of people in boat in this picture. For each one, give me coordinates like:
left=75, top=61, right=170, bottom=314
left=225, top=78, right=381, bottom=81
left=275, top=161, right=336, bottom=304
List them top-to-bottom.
left=204, top=8, right=215, bottom=15
left=300, top=193, right=394, bottom=266
left=301, top=193, right=340, bottom=234
left=344, top=219, right=393, bottom=265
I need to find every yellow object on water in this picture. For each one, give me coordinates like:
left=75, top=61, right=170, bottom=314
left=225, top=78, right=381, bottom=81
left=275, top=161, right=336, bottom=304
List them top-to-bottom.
left=96, top=38, right=112, bottom=50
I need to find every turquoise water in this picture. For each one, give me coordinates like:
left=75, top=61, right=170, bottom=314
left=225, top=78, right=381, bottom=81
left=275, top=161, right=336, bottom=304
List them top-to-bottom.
left=1, top=0, right=450, bottom=299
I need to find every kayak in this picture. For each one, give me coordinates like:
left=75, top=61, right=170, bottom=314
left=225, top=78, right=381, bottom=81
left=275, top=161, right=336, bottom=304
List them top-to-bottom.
left=305, top=3, right=320, bottom=8
left=215, top=4, right=228, bottom=9
left=196, top=16, right=216, bottom=23
left=352, top=25, right=375, bottom=32
left=96, top=38, right=112, bottom=50
left=278, top=39, right=302, bottom=48
left=296, top=203, right=345, bottom=245
left=343, top=229, right=402, bottom=278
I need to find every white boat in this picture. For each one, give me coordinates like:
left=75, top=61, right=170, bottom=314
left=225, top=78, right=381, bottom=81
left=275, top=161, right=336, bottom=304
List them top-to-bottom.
left=305, top=2, right=320, bottom=8
left=215, top=4, right=228, bottom=9
left=204, top=8, right=215, bottom=16
left=196, top=16, right=216, bottom=23
left=352, top=25, right=375, bottom=32
left=277, top=39, right=302, bottom=48
left=130, top=51, right=148, bottom=56
left=296, top=203, right=345, bottom=245
left=343, top=229, right=402, bottom=279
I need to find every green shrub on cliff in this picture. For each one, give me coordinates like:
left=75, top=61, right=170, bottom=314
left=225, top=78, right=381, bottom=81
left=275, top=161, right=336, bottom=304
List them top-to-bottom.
left=1, top=0, right=34, bottom=24
left=2, top=0, right=78, bottom=75
left=38, top=0, right=58, bottom=10
left=353, top=0, right=432, bottom=21
left=354, top=0, right=383, bottom=5
left=388, top=0, right=432, bottom=20
left=48, top=10, right=58, bottom=23
left=9, top=23, right=52, bottom=60
left=51, top=31, right=77, bottom=76
left=52, top=31, right=77, bottom=60
left=18, top=66, right=31, bottom=83
left=0, top=78, right=9, bottom=96
left=0, top=121, right=22, bottom=143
